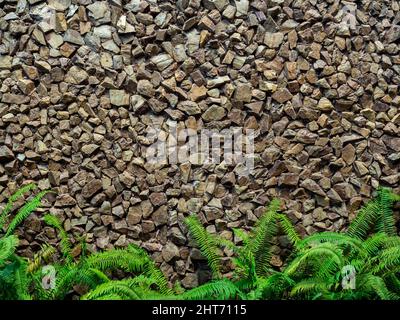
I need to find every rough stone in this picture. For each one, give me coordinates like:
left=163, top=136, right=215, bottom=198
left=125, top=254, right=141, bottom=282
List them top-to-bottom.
left=264, top=32, right=284, bottom=48
left=65, top=66, right=88, bottom=84
left=137, top=80, right=155, bottom=98
left=234, top=83, right=252, bottom=102
left=272, top=88, right=293, bottom=103
left=110, top=90, right=130, bottom=106
left=202, top=105, right=226, bottom=122
left=0, top=146, right=14, bottom=161
left=82, top=179, right=102, bottom=199
left=300, top=179, right=326, bottom=196
left=149, top=192, right=168, bottom=206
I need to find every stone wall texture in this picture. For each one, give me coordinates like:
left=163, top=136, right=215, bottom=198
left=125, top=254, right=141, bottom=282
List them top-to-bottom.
left=0, top=0, right=400, bottom=287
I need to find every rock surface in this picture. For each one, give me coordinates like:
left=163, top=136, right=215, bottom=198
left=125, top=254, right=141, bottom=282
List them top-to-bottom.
left=0, top=0, right=399, bottom=284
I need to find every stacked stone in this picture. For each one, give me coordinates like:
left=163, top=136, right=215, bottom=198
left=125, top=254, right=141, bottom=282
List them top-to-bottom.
left=0, top=0, right=399, bottom=287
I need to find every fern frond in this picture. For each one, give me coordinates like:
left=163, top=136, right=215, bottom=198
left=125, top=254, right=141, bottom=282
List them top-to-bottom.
left=0, top=183, right=36, bottom=230
left=347, top=188, right=399, bottom=239
left=375, top=188, right=397, bottom=236
left=5, top=190, right=52, bottom=236
left=388, top=191, right=400, bottom=202
left=248, top=199, right=280, bottom=276
left=346, top=199, right=380, bottom=240
left=43, top=214, right=73, bottom=263
left=276, top=214, right=301, bottom=247
left=185, top=215, right=222, bottom=279
left=232, top=228, right=250, bottom=245
left=299, top=232, right=364, bottom=260
left=361, top=233, right=400, bottom=258
left=0, top=235, right=18, bottom=265
left=285, top=243, right=344, bottom=277
left=27, top=244, right=56, bottom=273
left=86, top=245, right=171, bottom=294
left=373, top=246, right=400, bottom=274
left=85, top=247, right=149, bottom=273
left=11, top=256, right=32, bottom=300
left=315, top=259, right=342, bottom=283
left=51, top=264, right=109, bottom=299
left=146, top=266, right=171, bottom=295
left=253, top=273, right=295, bottom=300
left=358, top=274, right=399, bottom=300
left=385, top=274, right=400, bottom=295
left=290, top=278, right=331, bottom=299
left=181, top=279, right=239, bottom=300
left=82, top=280, right=142, bottom=300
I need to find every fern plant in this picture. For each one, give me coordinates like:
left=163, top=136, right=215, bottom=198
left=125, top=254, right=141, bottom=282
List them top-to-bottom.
left=0, top=183, right=52, bottom=300
left=0, top=184, right=173, bottom=300
left=1, top=184, right=399, bottom=301
left=184, top=188, right=400, bottom=300
left=275, top=188, right=400, bottom=300
left=183, top=198, right=299, bottom=299
left=29, top=213, right=173, bottom=300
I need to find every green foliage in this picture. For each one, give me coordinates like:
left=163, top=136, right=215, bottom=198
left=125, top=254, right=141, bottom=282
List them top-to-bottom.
left=0, top=183, right=36, bottom=231
left=0, top=184, right=50, bottom=300
left=0, top=184, right=399, bottom=301
left=0, top=185, right=172, bottom=301
left=347, top=187, right=397, bottom=239
left=184, top=189, right=400, bottom=300
left=256, top=189, right=400, bottom=300
left=6, top=190, right=53, bottom=237
left=184, top=199, right=290, bottom=298
left=248, top=199, right=280, bottom=276
left=28, top=214, right=172, bottom=300
left=43, top=214, right=73, bottom=263
left=184, top=215, right=222, bottom=278
left=0, top=235, right=18, bottom=264
left=27, top=244, right=56, bottom=273
left=85, top=245, right=171, bottom=295
left=82, top=276, right=173, bottom=300
left=181, top=279, right=239, bottom=300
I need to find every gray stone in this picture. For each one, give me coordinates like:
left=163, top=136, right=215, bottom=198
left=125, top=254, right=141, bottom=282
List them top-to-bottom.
left=63, top=29, right=84, bottom=45
left=110, top=90, right=130, bottom=106
left=202, top=105, right=226, bottom=122
left=0, top=146, right=14, bottom=161
left=300, top=179, right=326, bottom=196
left=162, top=242, right=180, bottom=262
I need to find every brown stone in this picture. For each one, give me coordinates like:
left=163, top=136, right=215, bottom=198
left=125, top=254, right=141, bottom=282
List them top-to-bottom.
left=272, top=88, right=293, bottom=103
left=82, top=179, right=102, bottom=199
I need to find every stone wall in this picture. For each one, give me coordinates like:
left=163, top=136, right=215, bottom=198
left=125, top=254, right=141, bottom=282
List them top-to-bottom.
left=0, top=0, right=399, bottom=288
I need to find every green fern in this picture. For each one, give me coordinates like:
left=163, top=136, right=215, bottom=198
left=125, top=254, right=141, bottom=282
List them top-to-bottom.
left=0, top=183, right=36, bottom=230
left=0, top=184, right=54, bottom=300
left=1, top=184, right=399, bottom=301
left=347, top=188, right=398, bottom=240
left=375, top=188, right=397, bottom=236
left=6, top=190, right=52, bottom=236
left=248, top=199, right=281, bottom=276
left=43, top=214, right=73, bottom=263
left=276, top=214, right=301, bottom=247
left=185, top=215, right=222, bottom=279
left=0, top=235, right=18, bottom=265
left=284, top=243, right=345, bottom=277
left=27, top=244, right=56, bottom=273
left=358, top=274, right=399, bottom=300
left=290, top=278, right=331, bottom=299
left=182, top=279, right=239, bottom=300
left=82, top=280, right=142, bottom=300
